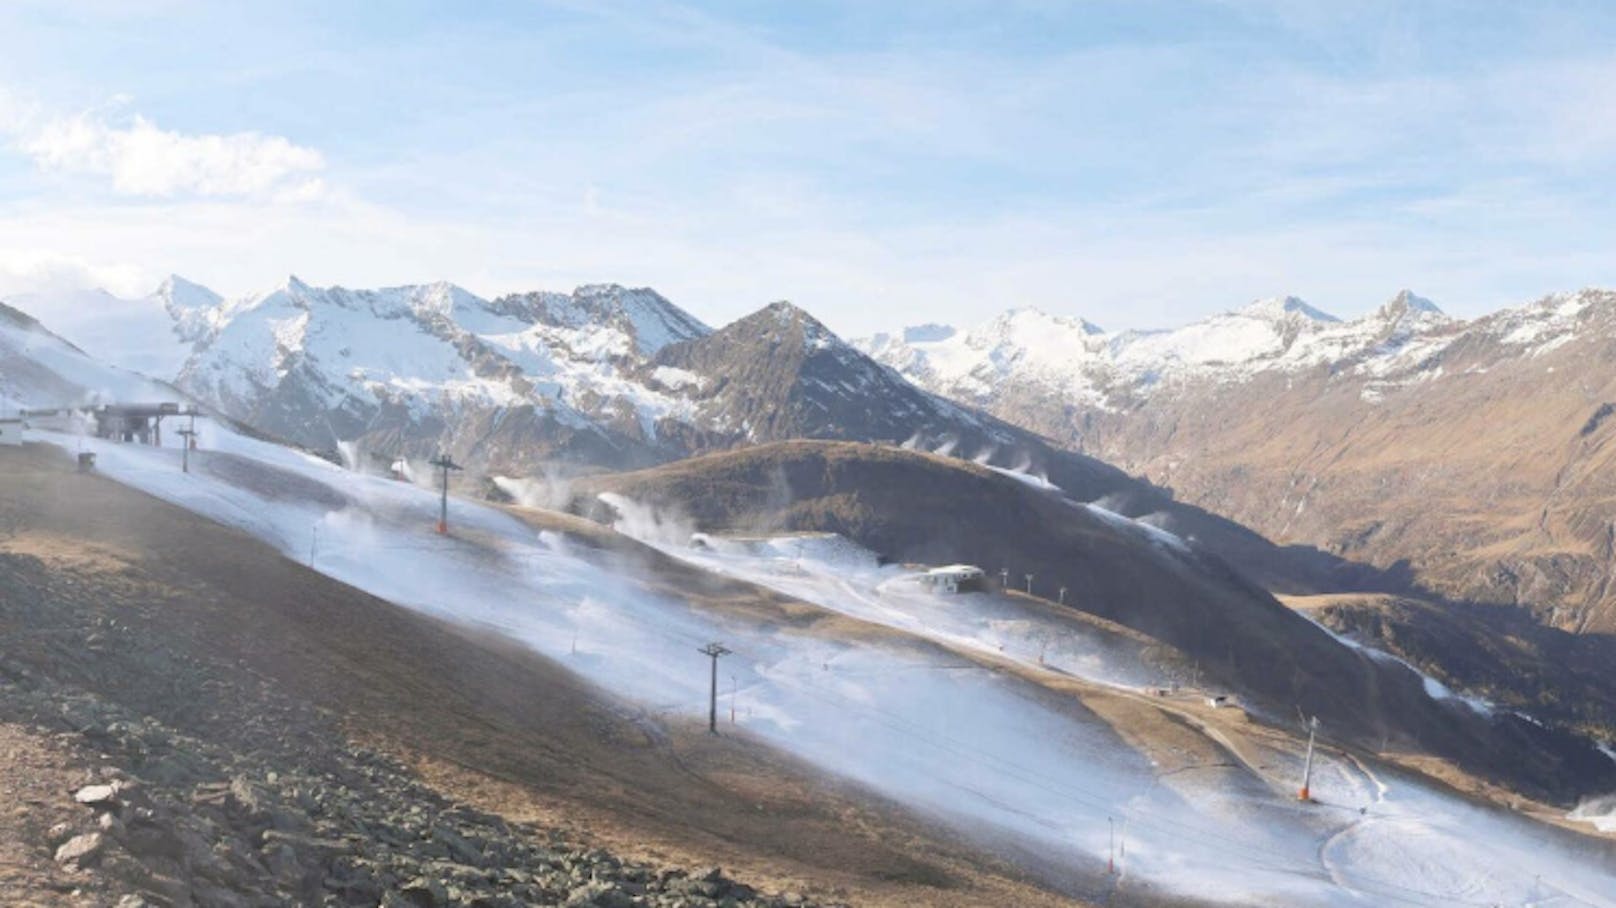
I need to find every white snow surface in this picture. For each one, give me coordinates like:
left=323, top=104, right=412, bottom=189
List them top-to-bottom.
left=0, top=303, right=177, bottom=412
left=20, top=423, right=1616, bottom=904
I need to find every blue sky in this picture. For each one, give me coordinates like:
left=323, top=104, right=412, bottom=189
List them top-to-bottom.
left=2, top=1, right=1616, bottom=335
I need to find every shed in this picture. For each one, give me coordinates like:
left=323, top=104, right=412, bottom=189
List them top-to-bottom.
left=0, top=419, right=21, bottom=446
left=918, top=564, right=985, bottom=594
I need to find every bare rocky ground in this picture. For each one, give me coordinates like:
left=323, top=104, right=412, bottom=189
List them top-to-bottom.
left=0, top=585, right=825, bottom=908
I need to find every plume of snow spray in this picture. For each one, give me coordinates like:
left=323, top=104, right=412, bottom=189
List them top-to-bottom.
left=336, top=440, right=361, bottom=472
left=493, top=469, right=574, bottom=511
left=595, top=492, right=696, bottom=547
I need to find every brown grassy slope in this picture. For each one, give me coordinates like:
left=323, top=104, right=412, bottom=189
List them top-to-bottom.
left=1071, top=309, right=1616, bottom=636
left=574, top=440, right=1616, bottom=804
left=0, top=442, right=1080, bottom=908
left=1283, top=592, right=1616, bottom=740
left=0, top=720, right=105, bottom=906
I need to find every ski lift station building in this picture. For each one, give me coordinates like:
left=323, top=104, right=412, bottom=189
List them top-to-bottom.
left=92, top=402, right=186, bottom=445
left=0, top=418, right=21, bottom=446
left=919, top=564, right=985, bottom=594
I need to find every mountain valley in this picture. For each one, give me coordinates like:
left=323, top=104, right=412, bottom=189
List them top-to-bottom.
left=7, top=277, right=1616, bottom=905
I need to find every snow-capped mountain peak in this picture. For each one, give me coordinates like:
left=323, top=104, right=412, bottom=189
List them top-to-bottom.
left=154, top=274, right=223, bottom=312
left=491, top=284, right=709, bottom=357
left=1384, top=289, right=1443, bottom=317
left=1368, top=290, right=1450, bottom=339
left=1235, top=295, right=1340, bottom=323
left=742, top=300, right=844, bottom=351
left=851, top=306, right=1113, bottom=408
left=990, top=306, right=1105, bottom=338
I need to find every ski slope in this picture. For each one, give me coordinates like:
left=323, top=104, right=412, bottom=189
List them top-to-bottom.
left=27, top=422, right=1616, bottom=907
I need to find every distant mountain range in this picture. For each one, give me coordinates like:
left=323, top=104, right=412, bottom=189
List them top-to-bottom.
left=20, top=273, right=1616, bottom=639
left=2, top=275, right=1413, bottom=602
left=12, top=276, right=1028, bottom=474
left=858, top=287, right=1616, bottom=636
left=853, top=290, right=1451, bottom=425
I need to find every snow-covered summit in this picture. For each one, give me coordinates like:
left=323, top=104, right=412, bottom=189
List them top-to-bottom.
left=6, top=273, right=1024, bottom=471
left=155, top=274, right=223, bottom=313
left=492, top=283, right=709, bottom=357
left=862, top=286, right=1616, bottom=421
left=1382, top=289, right=1444, bottom=318
left=1235, top=295, right=1340, bottom=324
left=853, top=306, right=1113, bottom=406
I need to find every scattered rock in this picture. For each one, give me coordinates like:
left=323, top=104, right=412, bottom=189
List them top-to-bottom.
left=74, top=783, right=120, bottom=810
left=46, top=821, right=77, bottom=847
left=54, top=831, right=106, bottom=867
left=399, top=876, right=448, bottom=907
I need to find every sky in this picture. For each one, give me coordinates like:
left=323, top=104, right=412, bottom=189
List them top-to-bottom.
left=3, top=0, right=1616, bottom=336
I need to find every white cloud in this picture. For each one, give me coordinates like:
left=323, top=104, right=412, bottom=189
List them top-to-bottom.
left=13, top=111, right=325, bottom=199
left=0, top=249, right=148, bottom=299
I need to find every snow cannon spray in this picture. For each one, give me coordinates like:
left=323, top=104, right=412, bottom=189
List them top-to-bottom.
left=1299, top=716, right=1319, bottom=802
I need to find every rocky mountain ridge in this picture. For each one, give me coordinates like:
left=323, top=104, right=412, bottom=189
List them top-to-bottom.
left=7, top=277, right=1031, bottom=476
left=860, top=287, right=1616, bottom=635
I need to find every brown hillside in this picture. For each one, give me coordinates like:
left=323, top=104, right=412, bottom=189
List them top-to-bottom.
left=573, top=440, right=1616, bottom=804
left=0, top=441, right=1079, bottom=907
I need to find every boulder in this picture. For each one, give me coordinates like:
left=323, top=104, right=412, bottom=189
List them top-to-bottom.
left=74, top=783, right=120, bottom=810
left=54, top=831, right=106, bottom=867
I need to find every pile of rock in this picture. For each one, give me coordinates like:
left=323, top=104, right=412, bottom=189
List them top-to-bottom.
left=0, top=624, right=836, bottom=907
left=32, top=716, right=830, bottom=907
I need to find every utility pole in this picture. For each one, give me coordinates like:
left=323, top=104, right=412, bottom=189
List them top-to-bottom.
left=177, top=427, right=197, bottom=473
left=429, top=454, right=462, bottom=534
left=309, top=524, right=318, bottom=567
left=999, top=567, right=1009, bottom=588
left=1024, top=572, right=1034, bottom=594
left=1058, top=586, right=1068, bottom=605
left=699, top=642, right=731, bottom=734
left=730, top=674, right=738, bottom=725
left=1299, top=716, right=1320, bottom=802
